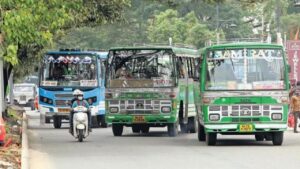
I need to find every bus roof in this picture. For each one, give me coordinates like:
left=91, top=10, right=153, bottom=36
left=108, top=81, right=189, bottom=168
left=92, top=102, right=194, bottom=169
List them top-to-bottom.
left=202, top=42, right=284, bottom=51
left=109, top=46, right=199, bottom=58
left=46, top=50, right=108, bottom=59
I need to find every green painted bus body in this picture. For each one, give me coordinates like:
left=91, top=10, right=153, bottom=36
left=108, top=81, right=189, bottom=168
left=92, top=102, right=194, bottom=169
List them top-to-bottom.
left=195, top=43, right=290, bottom=134
left=105, top=46, right=199, bottom=128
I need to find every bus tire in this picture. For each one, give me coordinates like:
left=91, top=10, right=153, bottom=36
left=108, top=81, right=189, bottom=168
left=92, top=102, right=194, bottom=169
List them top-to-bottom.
left=30, top=101, right=35, bottom=111
left=99, top=115, right=108, bottom=128
left=92, top=116, right=100, bottom=128
left=45, top=117, right=51, bottom=124
left=53, top=117, right=62, bottom=129
left=188, top=117, right=197, bottom=133
left=168, top=122, right=178, bottom=137
left=198, top=122, right=206, bottom=141
left=112, top=124, right=123, bottom=136
left=180, top=124, right=188, bottom=133
left=141, top=125, right=150, bottom=134
left=132, top=126, right=140, bottom=133
left=272, top=132, right=283, bottom=146
left=206, top=133, right=217, bottom=146
left=264, top=133, right=273, bottom=141
left=255, top=134, right=265, bottom=141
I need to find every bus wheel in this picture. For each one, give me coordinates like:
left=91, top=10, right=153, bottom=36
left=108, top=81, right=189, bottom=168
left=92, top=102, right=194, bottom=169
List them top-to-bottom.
left=99, top=115, right=108, bottom=128
left=92, top=116, right=100, bottom=128
left=45, top=117, right=51, bottom=123
left=53, top=117, right=62, bottom=129
left=188, top=117, right=197, bottom=133
left=168, top=122, right=178, bottom=137
left=198, top=123, right=206, bottom=141
left=112, top=124, right=123, bottom=136
left=180, top=124, right=188, bottom=133
left=141, top=125, right=150, bottom=134
left=132, top=126, right=141, bottom=133
left=272, top=132, right=283, bottom=146
left=206, top=133, right=217, bottom=146
left=264, top=133, right=273, bottom=141
left=255, top=134, right=265, bottom=141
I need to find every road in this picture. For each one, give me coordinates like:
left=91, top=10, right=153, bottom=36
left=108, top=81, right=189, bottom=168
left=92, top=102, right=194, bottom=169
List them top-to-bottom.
left=26, top=110, right=300, bottom=169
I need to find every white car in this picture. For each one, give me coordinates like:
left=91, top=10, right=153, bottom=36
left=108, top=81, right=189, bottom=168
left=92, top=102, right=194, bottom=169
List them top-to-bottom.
left=13, top=83, right=37, bottom=110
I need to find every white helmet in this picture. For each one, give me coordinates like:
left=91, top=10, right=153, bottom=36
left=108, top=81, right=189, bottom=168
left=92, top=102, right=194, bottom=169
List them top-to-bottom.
left=73, top=89, right=83, bottom=96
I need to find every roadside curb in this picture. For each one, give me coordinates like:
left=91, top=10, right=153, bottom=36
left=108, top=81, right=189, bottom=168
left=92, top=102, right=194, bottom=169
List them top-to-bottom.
left=22, top=113, right=29, bottom=169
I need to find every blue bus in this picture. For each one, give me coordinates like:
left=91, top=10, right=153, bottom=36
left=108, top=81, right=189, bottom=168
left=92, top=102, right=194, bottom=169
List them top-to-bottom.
left=38, top=49, right=108, bottom=128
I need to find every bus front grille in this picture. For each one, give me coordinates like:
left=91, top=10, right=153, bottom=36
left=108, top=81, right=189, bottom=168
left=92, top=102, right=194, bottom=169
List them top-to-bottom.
left=55, top=100, right=71, bottom=107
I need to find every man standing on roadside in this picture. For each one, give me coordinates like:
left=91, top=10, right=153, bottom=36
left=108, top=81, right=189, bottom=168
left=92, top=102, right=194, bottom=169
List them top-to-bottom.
left=290, top=91, right=300, bottom=133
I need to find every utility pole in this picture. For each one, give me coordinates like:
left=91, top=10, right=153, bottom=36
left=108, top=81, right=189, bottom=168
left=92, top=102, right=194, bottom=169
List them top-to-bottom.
left=216, top=0, right=220, bottom=44
left=276, top=0, right=283, bottom=45
left=0, top=58, right=4, bottom=117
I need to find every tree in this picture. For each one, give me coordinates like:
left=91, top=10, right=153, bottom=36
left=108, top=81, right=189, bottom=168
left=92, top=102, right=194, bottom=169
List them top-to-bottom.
left=0, top=0, right=130, bottom=113
left=0, top=0, right=130, bottom=82
left=147, top=9, right=216, bottom=47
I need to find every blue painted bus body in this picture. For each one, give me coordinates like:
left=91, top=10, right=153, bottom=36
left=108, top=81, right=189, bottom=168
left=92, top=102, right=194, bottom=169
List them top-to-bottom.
left=38, top=50, right=107, bottom=128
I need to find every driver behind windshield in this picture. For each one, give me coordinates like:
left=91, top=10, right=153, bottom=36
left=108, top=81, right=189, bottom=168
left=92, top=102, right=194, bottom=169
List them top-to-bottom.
left=115, top=65, right=132, bottom=79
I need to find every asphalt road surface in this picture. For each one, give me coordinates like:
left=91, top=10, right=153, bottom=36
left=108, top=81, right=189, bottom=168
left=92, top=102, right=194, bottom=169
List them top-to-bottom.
left=26, top=110, right=300, bottom=169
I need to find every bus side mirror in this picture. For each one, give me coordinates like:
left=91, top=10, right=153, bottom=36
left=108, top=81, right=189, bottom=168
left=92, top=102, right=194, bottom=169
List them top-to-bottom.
left=287, top=65, right=291, bottom=73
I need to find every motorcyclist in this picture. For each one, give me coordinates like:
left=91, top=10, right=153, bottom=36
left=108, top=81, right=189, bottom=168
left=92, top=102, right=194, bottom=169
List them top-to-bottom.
left=69, top=89, right=92, bottom=134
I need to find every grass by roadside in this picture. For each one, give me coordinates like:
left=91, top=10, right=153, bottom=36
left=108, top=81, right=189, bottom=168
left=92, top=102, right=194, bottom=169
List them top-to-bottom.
left=0, top=106, right=23, bottom=169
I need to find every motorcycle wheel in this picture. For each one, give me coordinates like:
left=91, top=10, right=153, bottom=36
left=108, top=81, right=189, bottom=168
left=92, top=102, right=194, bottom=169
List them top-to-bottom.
left=78, top=129, right=84, bottom=142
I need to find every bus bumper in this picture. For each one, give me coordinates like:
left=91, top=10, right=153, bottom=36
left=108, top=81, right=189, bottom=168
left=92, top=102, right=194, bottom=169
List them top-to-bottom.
left=106, top=114, right=177, bottom=125
left=205, top=123, right=287, bottom=133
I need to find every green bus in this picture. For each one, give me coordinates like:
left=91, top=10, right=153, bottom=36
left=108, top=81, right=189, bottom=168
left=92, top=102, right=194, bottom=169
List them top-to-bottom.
left=195, top=43, right=290, bottom=145
left=105, top=46, right=199, bottom=137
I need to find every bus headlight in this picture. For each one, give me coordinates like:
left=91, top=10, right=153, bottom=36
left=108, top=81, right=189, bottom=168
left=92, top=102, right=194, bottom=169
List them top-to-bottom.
left=40, top=96, right=53, bottom=105
left=202, top=97, right=215, bottom=104
left=280, top=97, right=289, bottom=104
left=161, top=106, right=171, bottom=113
left=110, top=107, right=119, bottom=113
left=272, top=113, right=282, bottom=120
left=209, top=114, right=220, bottom=121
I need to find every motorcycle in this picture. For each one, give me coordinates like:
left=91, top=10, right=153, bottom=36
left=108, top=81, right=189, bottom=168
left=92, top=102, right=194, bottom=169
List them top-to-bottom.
left=71, top=106, right=89, bottom=142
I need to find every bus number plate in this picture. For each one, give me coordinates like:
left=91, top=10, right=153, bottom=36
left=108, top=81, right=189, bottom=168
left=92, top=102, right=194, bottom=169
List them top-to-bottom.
left=58, top=108, right=71, bottom=113
left=133, top=116, right=145, bottom=123
left=239, top=124, right=253, bottom=132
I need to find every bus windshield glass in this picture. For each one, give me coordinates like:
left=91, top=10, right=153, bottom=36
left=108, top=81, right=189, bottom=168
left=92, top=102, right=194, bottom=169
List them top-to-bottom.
left=206, top=48, right=285, bottom=90
left=107, top=49, right=175, bottom=88
left=40, top=54, right=98, bottom=87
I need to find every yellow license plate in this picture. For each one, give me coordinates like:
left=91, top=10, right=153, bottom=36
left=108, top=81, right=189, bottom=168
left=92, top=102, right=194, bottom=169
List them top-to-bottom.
left=58, top=108, right=71, bottom=113
left=133, top=116, right=145, bottom=123
left=239, top=124, right=253, bottom=132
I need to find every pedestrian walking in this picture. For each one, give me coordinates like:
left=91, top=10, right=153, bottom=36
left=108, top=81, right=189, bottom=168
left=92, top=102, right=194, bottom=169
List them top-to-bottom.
left=290, top=90, right=300, bottom=133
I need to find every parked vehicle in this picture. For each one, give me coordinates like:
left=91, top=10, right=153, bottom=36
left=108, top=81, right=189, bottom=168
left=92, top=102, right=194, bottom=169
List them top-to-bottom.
left=195, top=42, right=290, bottom=146
left=105, top=45, right=199, bottom=136
left=38, top=49, right=108, bottom=128
left=13, top=83, right=37, bottom=110
left=70, top=106, right=90, bottom=142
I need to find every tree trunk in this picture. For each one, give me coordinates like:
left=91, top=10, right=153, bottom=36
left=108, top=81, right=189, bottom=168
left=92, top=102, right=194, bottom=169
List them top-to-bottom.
left=294, top=27, right=300, bottom=40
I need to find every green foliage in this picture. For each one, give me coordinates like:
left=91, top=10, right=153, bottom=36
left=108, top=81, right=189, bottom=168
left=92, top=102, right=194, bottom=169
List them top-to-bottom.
left=0, top=0, right=130, bottom=80
left=147, top=9, right=216, bottom=47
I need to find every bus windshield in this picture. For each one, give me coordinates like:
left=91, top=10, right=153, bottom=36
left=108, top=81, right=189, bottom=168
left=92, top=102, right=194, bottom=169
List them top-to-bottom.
left=206, top=48, right=285, bottom=90
left=107, top=49, right=175, bottom=88
left=40, top=54, right=98, bottom=87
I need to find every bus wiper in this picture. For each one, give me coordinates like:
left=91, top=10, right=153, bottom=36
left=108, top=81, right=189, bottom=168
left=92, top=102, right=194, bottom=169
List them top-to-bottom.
left=230, top=56, right=235, bottom=71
